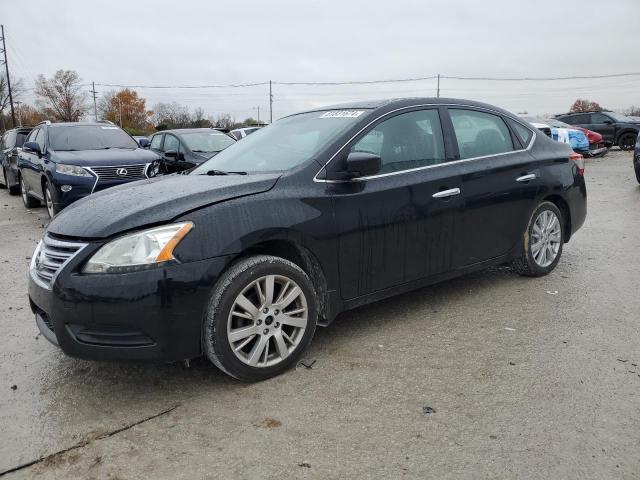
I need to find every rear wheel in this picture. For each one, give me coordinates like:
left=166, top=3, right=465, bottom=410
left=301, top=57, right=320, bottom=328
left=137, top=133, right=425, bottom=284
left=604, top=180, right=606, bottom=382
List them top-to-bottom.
left=618, top=132, right=637, bottom=151
left=635, top=162, right=640, bottom=184
left=0, top=168, right=6, bottom=189
left=20, top=175, right=40, bottom=209
left=512, top=201, right=564, bottom=277
left=203, top=255, right=318, bottom=382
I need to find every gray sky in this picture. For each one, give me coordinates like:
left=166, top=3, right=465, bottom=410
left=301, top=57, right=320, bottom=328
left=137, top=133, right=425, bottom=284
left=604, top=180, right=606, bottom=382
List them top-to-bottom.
left=3, top=0, right=640, bottom=121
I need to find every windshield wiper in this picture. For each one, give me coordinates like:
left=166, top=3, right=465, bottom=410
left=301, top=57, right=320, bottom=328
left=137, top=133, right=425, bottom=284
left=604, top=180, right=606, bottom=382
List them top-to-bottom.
left=202, top=169, right=247, bottom=176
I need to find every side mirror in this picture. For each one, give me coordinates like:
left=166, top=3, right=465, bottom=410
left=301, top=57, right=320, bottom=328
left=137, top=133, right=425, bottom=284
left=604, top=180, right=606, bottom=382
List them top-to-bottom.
left=138, top=138, right=150, bottom=148
left=23, top=142, right=41, bottom=156
left=164, top=150, right=177, bottom=159
left=346, top=151, right=381, bottom=178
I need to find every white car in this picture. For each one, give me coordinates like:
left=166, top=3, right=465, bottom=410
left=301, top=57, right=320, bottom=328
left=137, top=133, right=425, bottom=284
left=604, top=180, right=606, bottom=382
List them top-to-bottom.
left=522, top=116, right=589, bottom=154
left=230, top=126, right=263, bottom=140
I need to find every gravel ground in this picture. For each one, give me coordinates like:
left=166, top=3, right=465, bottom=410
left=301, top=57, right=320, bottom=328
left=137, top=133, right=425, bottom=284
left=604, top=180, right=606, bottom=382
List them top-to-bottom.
left=0, top=150, right=638, bottom=479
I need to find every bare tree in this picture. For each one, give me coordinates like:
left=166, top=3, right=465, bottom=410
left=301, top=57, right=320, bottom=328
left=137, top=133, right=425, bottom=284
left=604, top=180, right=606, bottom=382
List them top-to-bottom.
left=34, top=70, right=88, bottom=121
left=0, top=73, right=25, bottom=125
left=569, top=99, right=603, bottom=113
left=151, top=101, right=191, bottom=129
left=214, top=113, right=235, bottom=130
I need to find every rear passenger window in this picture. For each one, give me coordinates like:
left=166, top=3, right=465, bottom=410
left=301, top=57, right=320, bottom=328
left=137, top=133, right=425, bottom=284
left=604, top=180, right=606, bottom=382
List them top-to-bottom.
left=351, top=109, right=446, bottom=174
left=449, top=109, right=513, bottom=159
left=509, top=120, right=533, bottom=146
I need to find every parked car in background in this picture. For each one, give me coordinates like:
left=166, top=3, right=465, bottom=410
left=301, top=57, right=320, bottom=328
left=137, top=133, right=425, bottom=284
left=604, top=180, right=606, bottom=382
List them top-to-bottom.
left=28, top=98, right=586, bottom=381
left=555, top=111, right=640, bottom=150
left=523, top=117, right=589, bottom=155
left=18, top=121, right=161, bottom=218
left=572, top=125, right=608, bottom=157
left=1, top=126, right=33, bottom=194
left=230, top=126, right=263, bottom=140
left=148, top=128, right=236, bottom=173
left=132, top=135, right=150, bottom=147
left=634, top=135, right=640, bottom=183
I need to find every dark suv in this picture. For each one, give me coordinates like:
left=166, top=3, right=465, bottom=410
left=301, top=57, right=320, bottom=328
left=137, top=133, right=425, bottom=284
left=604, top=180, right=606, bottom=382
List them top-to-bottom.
left=555, top=111, right=639, bottom=150
left=18, top=121, right=161, bottom=217
left=1, top=126, right=33, bottom=194
left=148, top=128, right=236, bottom=173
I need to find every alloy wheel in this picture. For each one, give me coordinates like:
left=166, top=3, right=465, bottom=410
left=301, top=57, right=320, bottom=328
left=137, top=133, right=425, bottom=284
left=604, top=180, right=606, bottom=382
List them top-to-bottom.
left=20, top=177, right=28, bottom=205
left=45, top=186, right=54, bottom=218
left=531, top=210, right=561, bottom=268
left=227, top=274, right=308, bottom=368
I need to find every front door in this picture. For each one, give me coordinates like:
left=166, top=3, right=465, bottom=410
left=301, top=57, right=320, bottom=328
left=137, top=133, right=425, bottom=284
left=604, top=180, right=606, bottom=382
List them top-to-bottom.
left=328, top=108, right=463, bottom=300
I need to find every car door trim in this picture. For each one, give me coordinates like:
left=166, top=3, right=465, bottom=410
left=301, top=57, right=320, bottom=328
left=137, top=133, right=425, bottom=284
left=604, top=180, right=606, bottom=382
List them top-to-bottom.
left=314, top=103, right=536, bottom=183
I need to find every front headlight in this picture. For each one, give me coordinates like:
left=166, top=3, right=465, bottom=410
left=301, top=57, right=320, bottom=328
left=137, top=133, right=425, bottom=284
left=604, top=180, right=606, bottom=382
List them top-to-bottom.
left=147, top=160, right=161, bottom=177
left=55, top=164, right=92, bottom=177
left=82, top=222, right=193, bottom=273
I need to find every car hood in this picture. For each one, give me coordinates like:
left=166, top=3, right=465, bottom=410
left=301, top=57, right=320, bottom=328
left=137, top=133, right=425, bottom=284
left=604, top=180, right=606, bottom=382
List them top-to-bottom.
left=51, top=148, right=160, bottom=166
left=47, top=173, right=281, bottom=239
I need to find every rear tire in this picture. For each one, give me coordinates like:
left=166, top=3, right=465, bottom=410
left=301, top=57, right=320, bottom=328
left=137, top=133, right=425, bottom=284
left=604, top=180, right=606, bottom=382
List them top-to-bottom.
left=618, top=132, right=637, bottom=151
left=635, top=162, right=640, bottom=184
left=0, top=168, right=6, bottom=190
left=20, top=175, right=40, bottom=209
left=512, top=201, right=564, bottom=277
left=203, top=255, right=318, bottom=382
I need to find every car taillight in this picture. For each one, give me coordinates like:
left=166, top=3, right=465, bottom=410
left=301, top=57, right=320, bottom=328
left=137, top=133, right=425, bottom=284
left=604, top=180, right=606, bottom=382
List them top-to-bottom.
left=569, top=152, right=585, bottom=175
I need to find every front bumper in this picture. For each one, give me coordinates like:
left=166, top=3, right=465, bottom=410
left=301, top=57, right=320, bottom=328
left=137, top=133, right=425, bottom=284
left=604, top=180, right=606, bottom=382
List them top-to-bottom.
left=29, top=245, right=233, bottom=362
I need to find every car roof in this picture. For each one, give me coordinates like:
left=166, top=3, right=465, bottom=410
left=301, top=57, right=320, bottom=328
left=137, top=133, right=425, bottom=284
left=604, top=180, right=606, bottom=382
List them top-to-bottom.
left=294, top=97, right=520, bottom=119
left=47, top=122, right=122, bottom=128
left=154, top=128, right=230, bottom=135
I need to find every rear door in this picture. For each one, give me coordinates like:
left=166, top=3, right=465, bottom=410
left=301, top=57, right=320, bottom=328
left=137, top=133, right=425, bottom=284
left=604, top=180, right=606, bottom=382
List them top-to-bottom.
left=329, top=107, right=463, bottom=299
left=447, top=108, right=540, bottom=267
left=19, top=128, right=42, bottom=195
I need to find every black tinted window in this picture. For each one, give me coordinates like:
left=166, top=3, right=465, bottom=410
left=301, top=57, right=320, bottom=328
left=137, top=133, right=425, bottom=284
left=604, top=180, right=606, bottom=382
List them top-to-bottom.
left=351, top=109, right=446, bottom=174
left=449, top=109, right=513, bottom=159
left=591, top=113, right=611, bottom=124
left=564, top=114, right=590, bottom=124
left=509, top=120, right=533, bottom=146
left=49, top=125, right=138, bottom=151
left=15, top=131, right=29, bottom=148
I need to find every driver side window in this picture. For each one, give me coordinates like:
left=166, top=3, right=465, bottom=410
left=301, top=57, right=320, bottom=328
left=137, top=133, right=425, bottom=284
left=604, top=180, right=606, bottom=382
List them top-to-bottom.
left=351, top=109, right=446, bottom=174
left=590, top=113, right=611, bottom=124
left=150, top=134, right=163, bottom=151
left=163, top=134, right=179, bottom=152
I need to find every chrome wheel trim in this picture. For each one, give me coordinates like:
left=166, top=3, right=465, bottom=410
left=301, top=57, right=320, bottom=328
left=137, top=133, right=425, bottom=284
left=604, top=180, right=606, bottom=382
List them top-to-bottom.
left=20, top=177, right=28, bottom=205
left=45, top=187, right=54, bottom=218
left=530, top=210, right=561, bottom=268
left=227, top=274, right=308, bottom=368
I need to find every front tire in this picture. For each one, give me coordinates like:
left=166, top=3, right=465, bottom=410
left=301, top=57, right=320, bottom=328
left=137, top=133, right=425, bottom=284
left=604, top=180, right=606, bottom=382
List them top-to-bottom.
left=20, top=175, right=40, bottom=209
left=43, top=182, right=58, bottom=218
left=512, top=201, right=564, bottom=277
left=203, top=255, right=318, bottom=382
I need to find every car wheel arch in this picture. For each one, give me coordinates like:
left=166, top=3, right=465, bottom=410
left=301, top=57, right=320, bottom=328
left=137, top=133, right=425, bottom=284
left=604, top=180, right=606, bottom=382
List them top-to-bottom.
left=542, top=194, right=572, bottom=242
left=230, top=239, right=330, bottom=324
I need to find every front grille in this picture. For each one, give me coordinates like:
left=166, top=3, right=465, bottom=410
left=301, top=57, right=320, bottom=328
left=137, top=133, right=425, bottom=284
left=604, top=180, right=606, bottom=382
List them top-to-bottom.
left=91, top=164, right=148, bottom=181
left=31, top=234, right=87, bottom=289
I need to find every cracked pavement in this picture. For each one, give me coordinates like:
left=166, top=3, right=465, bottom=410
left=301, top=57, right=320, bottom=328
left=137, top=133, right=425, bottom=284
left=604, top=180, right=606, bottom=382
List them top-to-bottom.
left=0, top=150, right=639, bottom=479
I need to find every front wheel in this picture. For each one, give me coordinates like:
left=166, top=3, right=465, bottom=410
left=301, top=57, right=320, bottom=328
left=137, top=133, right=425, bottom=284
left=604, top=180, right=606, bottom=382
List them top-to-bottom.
left=618, top=132, right=637, bottom=151
left=20, top=176, right=40, bottom=209
left=43, top=182, right=58, bottom=218
left=512, top=201, right=564, bottom=277
left=203, top=255, right=318, bottom=382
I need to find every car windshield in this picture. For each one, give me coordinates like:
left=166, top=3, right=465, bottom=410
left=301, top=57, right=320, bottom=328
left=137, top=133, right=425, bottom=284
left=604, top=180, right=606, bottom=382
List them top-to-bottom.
left=191, top=110, right=369, bottom=174
left=606, top=112, right=634, bottom=122
left=49, top=125, right=138, bottom=151
left=181, top=132, right=235, bottom=153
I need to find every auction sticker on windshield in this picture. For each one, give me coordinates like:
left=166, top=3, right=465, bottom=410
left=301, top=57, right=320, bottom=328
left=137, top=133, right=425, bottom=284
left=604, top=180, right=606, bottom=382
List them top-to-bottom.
left=320, top=110, right=365, bottom=118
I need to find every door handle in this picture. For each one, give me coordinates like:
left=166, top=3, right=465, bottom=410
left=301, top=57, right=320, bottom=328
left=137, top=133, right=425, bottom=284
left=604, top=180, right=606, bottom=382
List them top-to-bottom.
left=516, top=173, right=536, bottom=182
left=432, top=188, right=461, bottom=199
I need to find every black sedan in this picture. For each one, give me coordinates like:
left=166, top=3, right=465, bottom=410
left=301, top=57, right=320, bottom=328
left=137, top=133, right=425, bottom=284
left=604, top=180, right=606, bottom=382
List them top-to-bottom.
left=28, top=98, right=587, bottom=381
left=148, top=128, right=236, bottom=173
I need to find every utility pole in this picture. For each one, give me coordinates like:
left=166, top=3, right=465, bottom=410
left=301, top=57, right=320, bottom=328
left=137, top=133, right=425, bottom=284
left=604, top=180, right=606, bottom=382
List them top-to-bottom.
left=1, top=25, right=16, bottom=128
left=436, top=74, right=440, bottom=98
left=269, top=80, right=273, bottom=123
left=90, top=81, right=98, bottom=121
left=117, top=98, right=122, bottom=126
left=14, top=100, right=21, bottom=125
left=257, top=106, right=260, bottom=123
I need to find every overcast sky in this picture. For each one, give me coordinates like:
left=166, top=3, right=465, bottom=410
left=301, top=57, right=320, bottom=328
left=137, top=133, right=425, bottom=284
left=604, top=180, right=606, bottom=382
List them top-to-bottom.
left=3, top=0, right=640, bottom=121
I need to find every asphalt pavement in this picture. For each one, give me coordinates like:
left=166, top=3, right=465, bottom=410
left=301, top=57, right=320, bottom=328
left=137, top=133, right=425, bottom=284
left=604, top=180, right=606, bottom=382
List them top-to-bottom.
left=0, top=150, right=638, bottom=479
